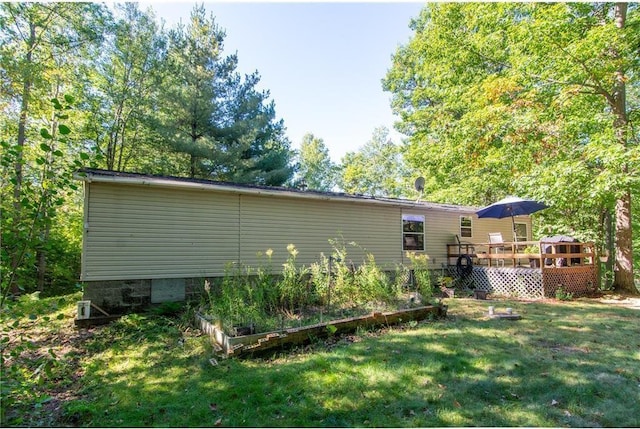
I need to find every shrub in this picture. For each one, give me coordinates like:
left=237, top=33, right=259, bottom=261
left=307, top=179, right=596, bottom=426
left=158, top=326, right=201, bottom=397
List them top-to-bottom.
left=277, top=244, right=309, bottom=312
left=406, top=252, right=433, bottom=299
left=355, top=253, right=394, bottom=305
left=310, top=254, right=330, bottom=305
left=555, top=285, right=573, bottom=301
left=149, top=301, right=183, bottom=317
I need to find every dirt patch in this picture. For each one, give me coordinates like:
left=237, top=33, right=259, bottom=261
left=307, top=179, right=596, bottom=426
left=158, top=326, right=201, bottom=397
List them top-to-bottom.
left=478, top=293, right=640, bottom=310
left=596, top=294, right=640, bottom=310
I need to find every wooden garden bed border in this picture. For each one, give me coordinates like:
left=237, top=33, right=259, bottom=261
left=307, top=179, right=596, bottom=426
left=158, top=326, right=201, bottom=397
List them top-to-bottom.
left=196, top=304, right=448, bottom=357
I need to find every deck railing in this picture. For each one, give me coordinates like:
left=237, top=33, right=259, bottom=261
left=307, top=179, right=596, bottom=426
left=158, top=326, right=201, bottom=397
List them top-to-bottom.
left=447, top=241, right=596, bottom=268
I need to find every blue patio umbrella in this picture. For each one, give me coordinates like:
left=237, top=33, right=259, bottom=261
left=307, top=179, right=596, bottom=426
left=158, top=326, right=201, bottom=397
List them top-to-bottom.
left=476, top=196, right=548, bottom=242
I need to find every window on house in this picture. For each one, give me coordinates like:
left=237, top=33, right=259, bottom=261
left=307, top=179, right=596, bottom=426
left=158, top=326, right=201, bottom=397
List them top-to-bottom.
left=403, top=214, right=425, bottom=251
left=460, top=216, right=472, bottom=238
left=515, top=223, right=528, bottom=242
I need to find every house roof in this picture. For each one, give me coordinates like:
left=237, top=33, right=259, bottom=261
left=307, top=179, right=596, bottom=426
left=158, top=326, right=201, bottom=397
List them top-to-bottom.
left=75, top=168, right=481, bottom=213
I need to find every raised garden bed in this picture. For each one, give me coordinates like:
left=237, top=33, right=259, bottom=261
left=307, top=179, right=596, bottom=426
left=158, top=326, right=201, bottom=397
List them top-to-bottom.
left=197, top=304, right=447, bottom=356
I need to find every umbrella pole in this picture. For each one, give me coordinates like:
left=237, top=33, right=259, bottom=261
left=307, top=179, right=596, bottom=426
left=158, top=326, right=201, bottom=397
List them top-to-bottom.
left=511, top=215, right=520, bottom=266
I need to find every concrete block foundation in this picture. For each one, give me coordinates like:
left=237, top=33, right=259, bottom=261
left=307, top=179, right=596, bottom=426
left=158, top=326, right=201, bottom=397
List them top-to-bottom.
left=83, top=277, right=206, bottom=314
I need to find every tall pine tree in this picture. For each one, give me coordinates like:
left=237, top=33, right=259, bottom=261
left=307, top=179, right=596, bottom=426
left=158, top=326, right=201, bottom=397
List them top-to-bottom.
left=159, top=5, right=293, bottom=183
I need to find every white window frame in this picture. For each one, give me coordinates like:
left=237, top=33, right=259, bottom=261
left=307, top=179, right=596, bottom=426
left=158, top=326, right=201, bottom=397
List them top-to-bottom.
left=402, top=214, right=425, bottom=251
left=460, top=215, right=473, bottom=238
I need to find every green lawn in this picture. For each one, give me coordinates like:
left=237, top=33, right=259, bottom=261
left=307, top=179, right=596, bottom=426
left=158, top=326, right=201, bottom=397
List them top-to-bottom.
left=3, top=293, right=639, bottom=427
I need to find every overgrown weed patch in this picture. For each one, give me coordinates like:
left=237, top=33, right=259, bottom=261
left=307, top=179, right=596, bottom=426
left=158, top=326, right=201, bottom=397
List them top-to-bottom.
left=202, top=241, right=434, bottom=336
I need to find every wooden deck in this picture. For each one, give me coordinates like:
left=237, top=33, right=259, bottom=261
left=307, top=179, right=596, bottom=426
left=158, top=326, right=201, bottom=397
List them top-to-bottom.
left=446, top=240, right=598, bottom=298
left=447, top=240, right=596, bottom=268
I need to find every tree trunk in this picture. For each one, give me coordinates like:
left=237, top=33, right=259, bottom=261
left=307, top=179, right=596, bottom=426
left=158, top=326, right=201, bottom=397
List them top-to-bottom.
left=612, top=3, right=636, bottom=293
left=9, top=21, right=37, bottom=295
left=13, top=23, right=35, bottom=216
left=190, top=153, right=196, bottom=178
left=614, top=192, right=635, bottom=292
left=599, top=208, right=615, bottom=289
left=606, top=209, right=614, bottom=285
left=36, top=225, right=51, bottom=291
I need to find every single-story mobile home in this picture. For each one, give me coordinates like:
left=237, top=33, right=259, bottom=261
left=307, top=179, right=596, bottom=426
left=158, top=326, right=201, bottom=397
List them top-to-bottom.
left=76, top=169, right=532, bottom=311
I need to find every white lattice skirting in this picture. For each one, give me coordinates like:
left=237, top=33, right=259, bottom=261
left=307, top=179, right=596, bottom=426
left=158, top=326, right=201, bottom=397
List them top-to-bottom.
left=470, top=266, right=596, bottom=299
left=472, top=267, right=544, bottom=298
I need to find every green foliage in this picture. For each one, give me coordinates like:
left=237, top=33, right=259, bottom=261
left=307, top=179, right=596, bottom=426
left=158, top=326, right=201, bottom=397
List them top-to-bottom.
left=1, top=2, right=108, bottom=299
left=85, top=2, right=166, bottom=173
left=384, top=2, right=638, bottom=290
left=158, top=5, right=294, bottom=183
left=1, top=96, right=96, bottom=304
left=338, top=126, right=412, bottom=197
left=293, top=133, right=337, bottom=191
left=320, top=239, right=359, bottom=307
left=204, top=240, right=422, bottom=334
left=277, top=244, right=310, bottom=311
left=205, top=247, right=309, bottom=333
left=406, top=252, right=434, bottom=299
left=309, top=254, right=330, bottom=301
left=354, top=254, right=395, bottom=303
left=214, top=263, right=260, bottom=331
left=555, top=286, right=574, bottom=301
left=148, top=301, right=185, bottom=317
left=325, top=324, right=337, bottom=336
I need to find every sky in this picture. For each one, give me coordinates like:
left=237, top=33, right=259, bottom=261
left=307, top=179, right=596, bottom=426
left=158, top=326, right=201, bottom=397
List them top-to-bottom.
left=140, top=1, right=425, bottom=162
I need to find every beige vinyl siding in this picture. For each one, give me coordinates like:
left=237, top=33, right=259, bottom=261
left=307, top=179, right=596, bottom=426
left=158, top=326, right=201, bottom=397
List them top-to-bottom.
left=82, top=176, right=533, bottom=282
left=82, top=182, right=240, bottom=280
left=83, top=182, right=403, bottom=281
left=239, top=194, right=402, bottom=269
left=401, top=208, right=475, bottom=267
left=400, top=209, right=530, bottom=267
left=425, top=209, right=463, bottom=266
left=471, top=216, right=532, bottom=245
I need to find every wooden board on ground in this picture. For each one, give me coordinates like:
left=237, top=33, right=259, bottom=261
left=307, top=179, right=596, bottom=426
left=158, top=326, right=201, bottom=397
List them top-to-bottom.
left=197, top=305, right=448, bottom=356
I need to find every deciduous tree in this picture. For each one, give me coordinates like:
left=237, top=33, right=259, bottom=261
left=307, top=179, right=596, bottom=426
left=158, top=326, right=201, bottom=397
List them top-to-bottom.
left=0, top=2, right=107, bottom=294
left=84, top=3, right=166, bottom=172
left=384, top=3, right=638, bottom=292
left=339, top=127, right=411, bottom=197
left=294, top=133, right=337, bottom=191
